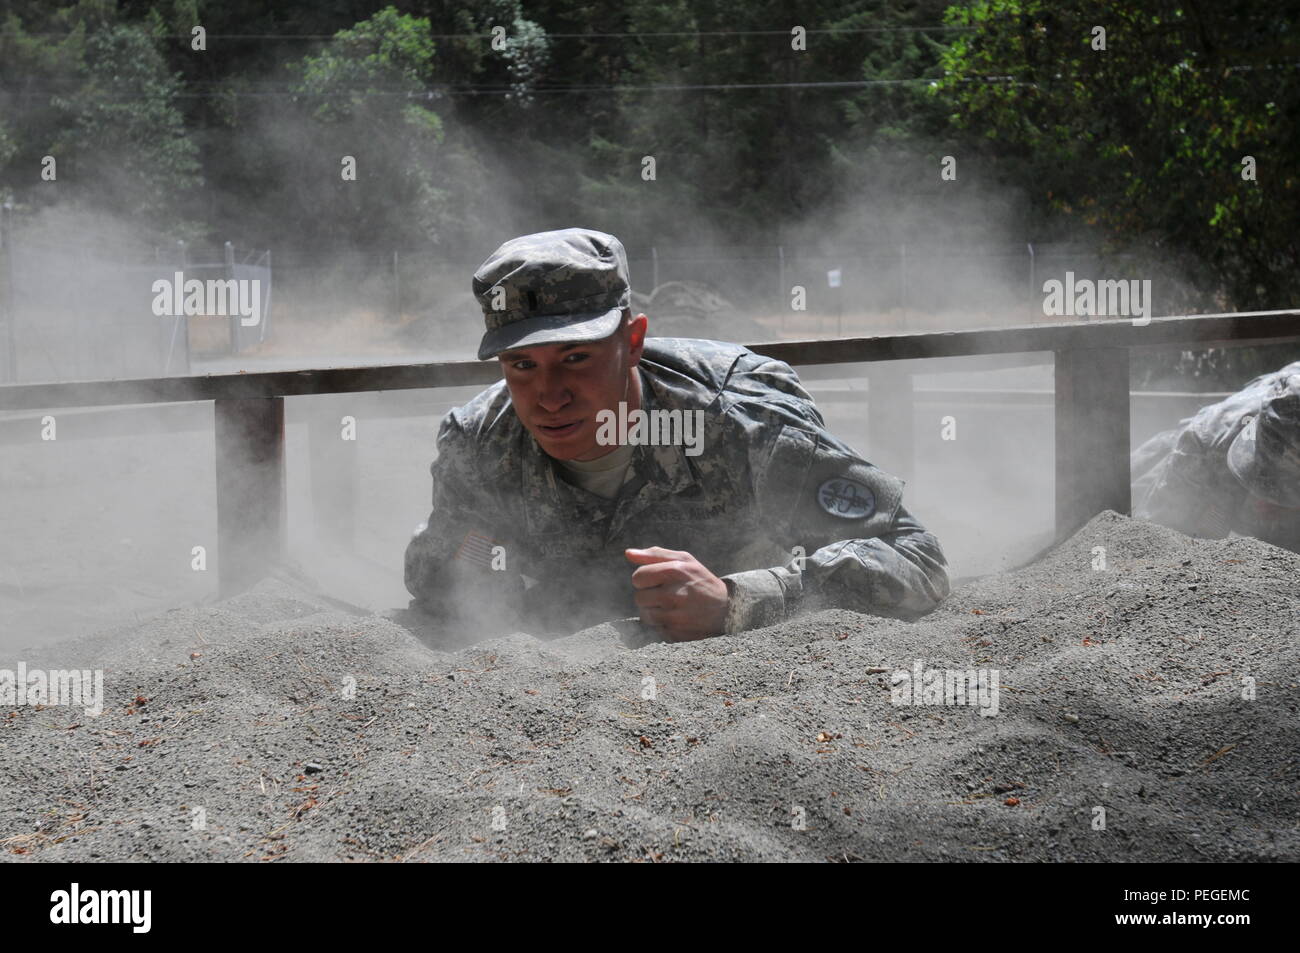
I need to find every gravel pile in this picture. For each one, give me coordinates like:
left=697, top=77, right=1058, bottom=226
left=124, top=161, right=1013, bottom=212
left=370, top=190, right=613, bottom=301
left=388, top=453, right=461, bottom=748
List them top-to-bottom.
left=2, top=511, right=1296, bottom=862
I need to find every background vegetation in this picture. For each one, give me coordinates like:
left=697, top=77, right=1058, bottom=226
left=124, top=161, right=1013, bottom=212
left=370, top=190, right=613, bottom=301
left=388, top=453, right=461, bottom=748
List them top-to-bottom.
left=2, top=1, right=1297, bottom=378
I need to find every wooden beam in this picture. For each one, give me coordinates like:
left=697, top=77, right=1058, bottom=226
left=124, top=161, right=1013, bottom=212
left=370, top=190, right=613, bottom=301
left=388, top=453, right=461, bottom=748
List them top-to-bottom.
left=1, top=310, right=1297, bottom=411
left=751, top=311, right=1300, bottom=368
left=1055, top=347, right=1131, bottom=542
left=795, top=349, right=1052, bottom=380
left=0, top=358, right=503, bottom=411
left=0, top=388, right=1233, bottom=445
left=215, top=397, right=285, bottom=597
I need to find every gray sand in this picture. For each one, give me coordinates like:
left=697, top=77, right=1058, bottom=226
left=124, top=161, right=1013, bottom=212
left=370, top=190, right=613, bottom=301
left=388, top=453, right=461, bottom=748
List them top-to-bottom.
left=2, top=511, right=1296, bottom=862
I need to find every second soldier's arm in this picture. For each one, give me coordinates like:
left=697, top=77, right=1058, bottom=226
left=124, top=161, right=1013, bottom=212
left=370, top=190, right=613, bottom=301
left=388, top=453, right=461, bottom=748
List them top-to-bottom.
left=1132, top=421, right=1244, bottom=538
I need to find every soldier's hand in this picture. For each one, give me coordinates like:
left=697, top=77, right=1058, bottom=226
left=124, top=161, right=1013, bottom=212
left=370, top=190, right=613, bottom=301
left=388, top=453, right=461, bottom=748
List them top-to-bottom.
left=625, top=547, right=729, bottom=641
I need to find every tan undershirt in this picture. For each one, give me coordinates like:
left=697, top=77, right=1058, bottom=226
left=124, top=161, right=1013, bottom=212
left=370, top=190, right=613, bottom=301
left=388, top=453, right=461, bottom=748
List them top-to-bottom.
left=556, top=442, right=635, bottom=500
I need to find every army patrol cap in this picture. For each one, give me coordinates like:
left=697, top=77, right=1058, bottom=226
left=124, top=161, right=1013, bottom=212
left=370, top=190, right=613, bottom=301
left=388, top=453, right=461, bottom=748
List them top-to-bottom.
left=473, top=228, right=631, bottom=361
left=1227, top=373, right=1300, bottom=508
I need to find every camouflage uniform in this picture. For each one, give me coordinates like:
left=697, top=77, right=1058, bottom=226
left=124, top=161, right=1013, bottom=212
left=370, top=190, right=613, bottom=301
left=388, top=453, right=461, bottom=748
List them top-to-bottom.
left=403, top=227, right=949, bottom=636
left=404, top=336, right=950, bottom=635
left=1132, top=361, right=1300, bottom=551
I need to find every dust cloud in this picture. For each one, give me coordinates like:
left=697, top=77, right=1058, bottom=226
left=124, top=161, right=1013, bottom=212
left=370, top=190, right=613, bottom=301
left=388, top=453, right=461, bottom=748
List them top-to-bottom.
left=0, top=117, right=1212, bottom=649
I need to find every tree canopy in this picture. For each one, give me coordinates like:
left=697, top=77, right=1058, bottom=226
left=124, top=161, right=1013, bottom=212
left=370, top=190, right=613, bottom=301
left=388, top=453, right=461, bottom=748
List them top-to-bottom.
left=0, top=0, right=1296, bottom=313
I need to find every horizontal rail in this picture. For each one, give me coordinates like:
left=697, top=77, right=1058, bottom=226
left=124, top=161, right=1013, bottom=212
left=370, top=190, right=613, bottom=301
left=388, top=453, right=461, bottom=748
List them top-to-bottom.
left=4, top=310, right=1297, bottom=600
left=1, top=311, right=1296, bottom=411
left=0, top=388, right=1232, bottom=446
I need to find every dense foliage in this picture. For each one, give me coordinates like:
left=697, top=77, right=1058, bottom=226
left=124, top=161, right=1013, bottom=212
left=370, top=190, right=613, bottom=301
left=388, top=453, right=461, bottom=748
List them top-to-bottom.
left=1, top=0, right=1297, bottom=314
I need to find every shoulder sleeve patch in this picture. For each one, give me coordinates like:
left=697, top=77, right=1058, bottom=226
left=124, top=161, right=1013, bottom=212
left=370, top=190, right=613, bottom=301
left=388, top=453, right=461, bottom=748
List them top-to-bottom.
left=806, top=450, right=904, bottom=541
left=818, top=477, right=876, bottom=518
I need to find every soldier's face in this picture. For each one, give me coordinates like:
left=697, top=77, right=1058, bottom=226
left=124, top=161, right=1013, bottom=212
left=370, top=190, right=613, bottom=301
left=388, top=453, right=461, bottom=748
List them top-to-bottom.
left=499, top=313, right=647, bottom=461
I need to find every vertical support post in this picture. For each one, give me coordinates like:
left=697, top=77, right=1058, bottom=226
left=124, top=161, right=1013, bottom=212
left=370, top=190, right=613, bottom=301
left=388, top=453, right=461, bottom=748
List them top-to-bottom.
left=177, top=241, right=189, bottom=374
left=1027, top=242, right=1036, bottom=322
left=651, top=245, right=659, bottom=291
left=1055, top=347, right=1130, bottom=542
left=868, top=361, right=915, bottom=484
left=309, top=394, right=358, bottom=550
left=215, top=397, right=285, bottom=597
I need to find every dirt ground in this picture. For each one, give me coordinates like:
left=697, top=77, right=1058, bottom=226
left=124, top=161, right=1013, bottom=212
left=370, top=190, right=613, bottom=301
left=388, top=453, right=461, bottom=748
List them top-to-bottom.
left=1, top=510, right=1295, bottom=862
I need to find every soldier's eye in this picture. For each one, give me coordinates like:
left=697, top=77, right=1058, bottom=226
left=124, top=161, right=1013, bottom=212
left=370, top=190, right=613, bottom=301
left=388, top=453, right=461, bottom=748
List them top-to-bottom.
left=564, top=352, right=589, bottom=364
left=511, top=359, right=535, bottom=370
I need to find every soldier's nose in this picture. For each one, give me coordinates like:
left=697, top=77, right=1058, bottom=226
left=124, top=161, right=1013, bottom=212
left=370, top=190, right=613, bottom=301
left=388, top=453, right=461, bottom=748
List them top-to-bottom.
left=537, top=386, right=571, bottom=413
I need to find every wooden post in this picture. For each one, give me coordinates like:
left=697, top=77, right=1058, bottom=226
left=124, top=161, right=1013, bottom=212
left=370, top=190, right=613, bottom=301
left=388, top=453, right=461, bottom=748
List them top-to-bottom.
left=1027, top=242, right=1036, bottom=323
left=1055, top=347, right=1130, bottom=542
left=868, top=362, right=915, bottom=484
left=215, top=397, right=285, bottom=597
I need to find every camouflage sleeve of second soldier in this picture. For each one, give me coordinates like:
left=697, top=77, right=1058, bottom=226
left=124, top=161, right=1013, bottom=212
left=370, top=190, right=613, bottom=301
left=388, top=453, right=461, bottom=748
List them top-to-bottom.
left=718, top=357, right=951, bottom=631
left=403, top=411, right=525, bottom=620
left=1132, top=418, right=1244, bottom=538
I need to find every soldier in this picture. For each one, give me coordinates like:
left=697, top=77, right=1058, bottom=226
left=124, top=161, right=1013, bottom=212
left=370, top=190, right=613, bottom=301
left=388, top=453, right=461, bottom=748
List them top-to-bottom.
left=403, top=227, right=950, bottom=641
left=1131, top=362, right=1300, bottom=552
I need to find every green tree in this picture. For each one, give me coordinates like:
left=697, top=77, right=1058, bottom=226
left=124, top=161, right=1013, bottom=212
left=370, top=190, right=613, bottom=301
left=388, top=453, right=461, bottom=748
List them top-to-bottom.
left=934, top=0, right=1300, bottom=313
left=0, top=5, right=201, bottom=234
left=287, top=6, right=447, bottom=247
left=52, top=21, right=203, bottom=227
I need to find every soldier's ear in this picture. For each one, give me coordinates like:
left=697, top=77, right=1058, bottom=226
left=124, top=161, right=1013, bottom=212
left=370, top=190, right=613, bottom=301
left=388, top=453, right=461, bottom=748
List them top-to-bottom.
left=627, top=312, right=648, bottom=362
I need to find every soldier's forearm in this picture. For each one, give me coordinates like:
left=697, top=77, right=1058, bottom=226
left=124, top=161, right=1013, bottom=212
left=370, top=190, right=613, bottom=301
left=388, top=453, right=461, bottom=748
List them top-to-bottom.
left=721, top=529, right=950, bottom=632
left=795, top=531, right=950, bottom=620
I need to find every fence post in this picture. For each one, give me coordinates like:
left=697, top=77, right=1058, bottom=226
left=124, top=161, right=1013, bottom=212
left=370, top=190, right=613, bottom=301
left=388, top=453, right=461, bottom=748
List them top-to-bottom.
left=1027, top=242, right=1037, bottom=321
left=1055, top=346, right=1130, bottom=542
left=215, top=396, right=286, bottom=597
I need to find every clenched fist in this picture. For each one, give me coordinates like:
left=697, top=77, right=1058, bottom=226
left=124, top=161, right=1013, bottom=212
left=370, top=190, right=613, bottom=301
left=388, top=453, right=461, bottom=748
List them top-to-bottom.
left=625, top=547, right=730, bottom=641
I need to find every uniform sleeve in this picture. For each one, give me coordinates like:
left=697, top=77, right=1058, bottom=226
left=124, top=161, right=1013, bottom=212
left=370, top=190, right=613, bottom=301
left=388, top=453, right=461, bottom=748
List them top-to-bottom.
left=717, top=359, right=950, bottom=631
left=403, top=412, right=525, bottom=621
left=1132, top=422, right=1243, bottom=538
